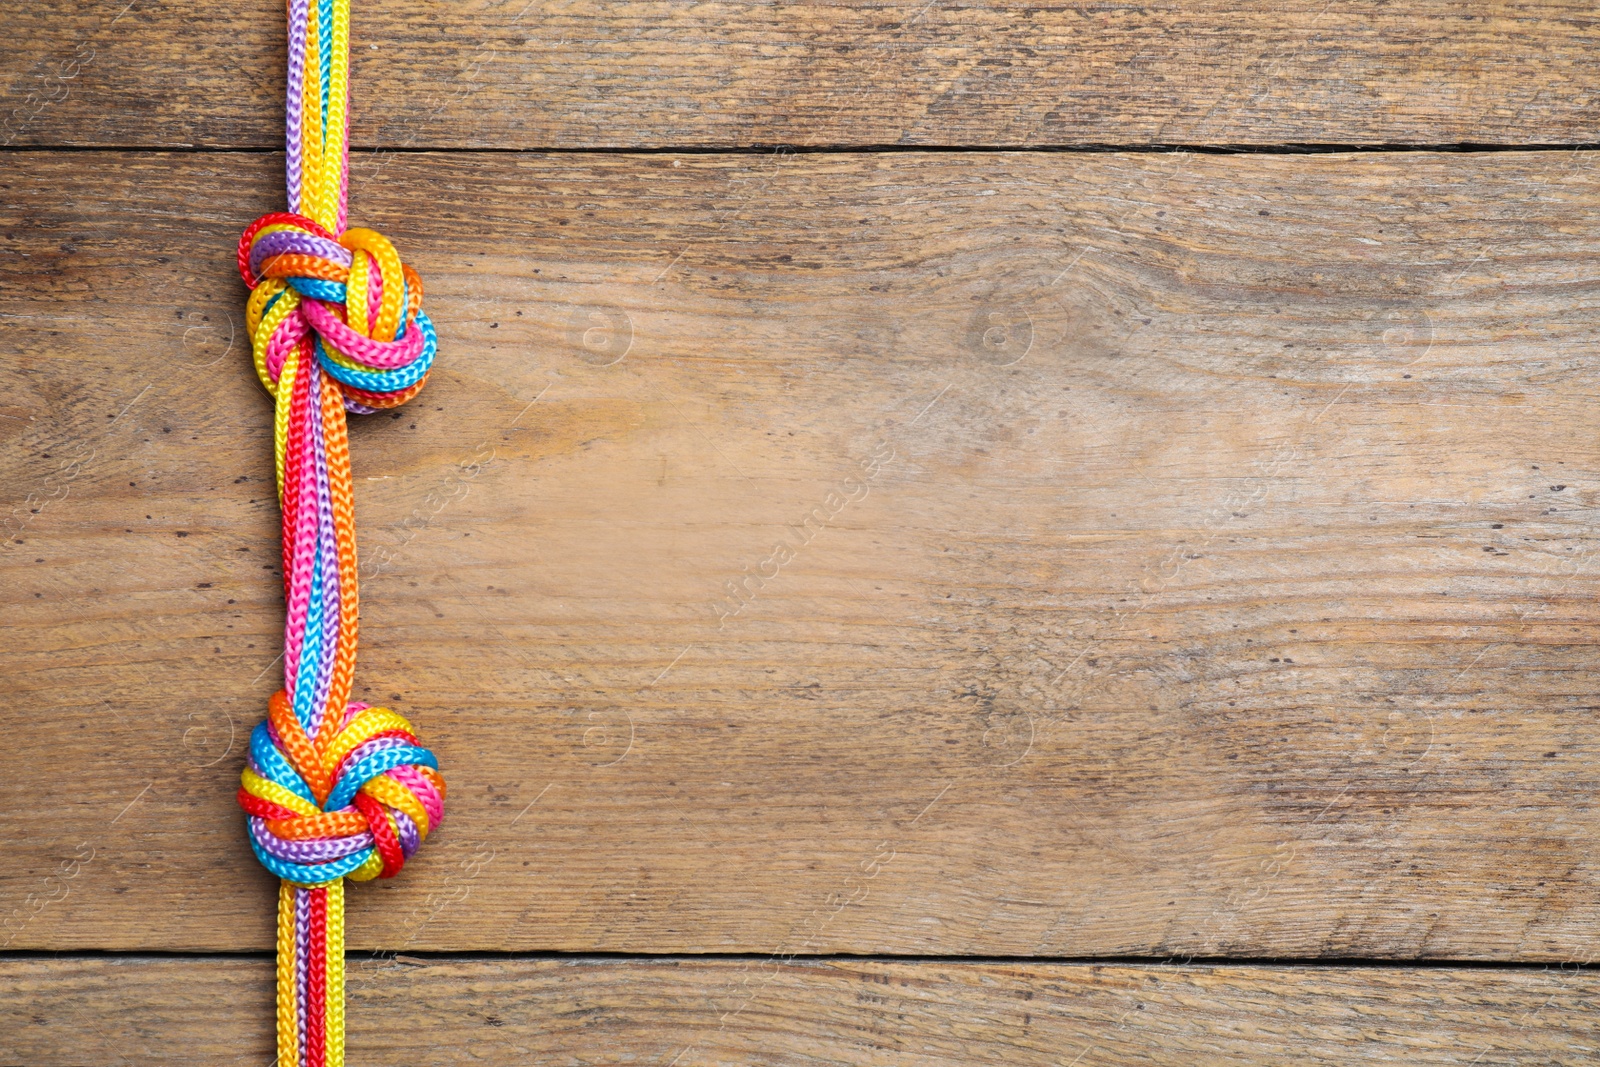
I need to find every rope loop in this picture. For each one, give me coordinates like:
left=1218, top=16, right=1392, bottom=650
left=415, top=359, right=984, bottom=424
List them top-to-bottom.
left=238, top=212, right=437, bottom=413
left=240, top=691, right=447, bottom=885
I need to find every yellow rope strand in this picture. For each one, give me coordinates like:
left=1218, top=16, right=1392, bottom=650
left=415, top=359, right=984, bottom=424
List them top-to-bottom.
left=325, top=879, right=346, bottom=1067
left=276, top=882, right=300, bottom=1067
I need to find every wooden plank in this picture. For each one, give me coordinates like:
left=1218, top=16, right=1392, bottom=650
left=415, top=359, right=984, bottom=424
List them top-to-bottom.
left=5, top=1, right=1600, bottom=149
left=6, top=149, right=1600, bottom=960
left=4, top=956, right=1599, bottom=1065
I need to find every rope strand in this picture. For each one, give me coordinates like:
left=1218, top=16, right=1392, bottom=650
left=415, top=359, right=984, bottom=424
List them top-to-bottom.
left=237, top=3, right=445, bottom=1064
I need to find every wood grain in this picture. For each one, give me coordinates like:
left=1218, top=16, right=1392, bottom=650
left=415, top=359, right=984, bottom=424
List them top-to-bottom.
left=5, top=1, right=1600, bottom=149
left=6, top=149, right=1600, bottom=960
left=5, top=956, right=1599, bottom=1066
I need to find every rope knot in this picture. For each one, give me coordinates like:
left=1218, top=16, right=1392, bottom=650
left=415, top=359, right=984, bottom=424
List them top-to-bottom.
left=238, top=212, right=437, bottom=412
left=239, top=690, right=446, bottom=885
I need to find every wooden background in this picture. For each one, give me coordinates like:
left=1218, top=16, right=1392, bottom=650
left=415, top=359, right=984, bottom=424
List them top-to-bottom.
left=6, top=2, right=1600, bottom=1063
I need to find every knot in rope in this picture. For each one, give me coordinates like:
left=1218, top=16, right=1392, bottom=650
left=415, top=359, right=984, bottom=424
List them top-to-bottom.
left=238, top=212, right=437, bottom=413
left=239, top=690, right=446, bottom=885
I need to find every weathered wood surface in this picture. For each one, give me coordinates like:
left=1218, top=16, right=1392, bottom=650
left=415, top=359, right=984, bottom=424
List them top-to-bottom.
left=5, top=1, right=1600, bottom=149
left=7, top=148, right=1600, bottom=960
left=6, top=956, right=1600, bottom=1066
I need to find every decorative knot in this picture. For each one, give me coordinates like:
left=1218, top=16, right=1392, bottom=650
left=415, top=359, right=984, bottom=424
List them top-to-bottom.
left=237, top=213, right=437, bottom=413
left=239, top=690, right=446, bottom=885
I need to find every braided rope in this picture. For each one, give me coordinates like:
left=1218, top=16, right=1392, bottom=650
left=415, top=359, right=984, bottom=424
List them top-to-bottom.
left=236, top=2, right=445, bottom=1064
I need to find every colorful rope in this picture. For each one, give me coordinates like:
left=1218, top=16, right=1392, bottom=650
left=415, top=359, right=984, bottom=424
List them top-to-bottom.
left=234, top=2, right=445, bottom=1065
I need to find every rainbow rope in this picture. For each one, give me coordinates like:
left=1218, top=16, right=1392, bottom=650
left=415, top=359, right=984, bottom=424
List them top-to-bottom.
left=234, top=2, right=445, bottom=1064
